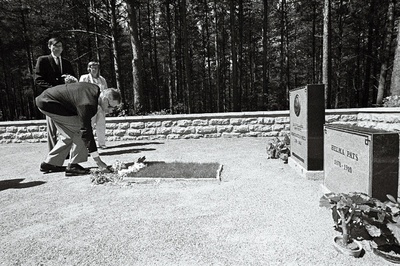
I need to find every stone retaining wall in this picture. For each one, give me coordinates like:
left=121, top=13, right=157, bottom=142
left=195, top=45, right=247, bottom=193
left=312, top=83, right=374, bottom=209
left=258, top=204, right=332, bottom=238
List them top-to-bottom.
left=0, top=108, right=399, bottom=144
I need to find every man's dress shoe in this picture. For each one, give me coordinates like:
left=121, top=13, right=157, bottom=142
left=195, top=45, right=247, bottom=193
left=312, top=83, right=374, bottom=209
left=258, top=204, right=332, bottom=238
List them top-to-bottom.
left=40, top=162, right=66, bottom=173
left=65, top=164, right=90, bottom=176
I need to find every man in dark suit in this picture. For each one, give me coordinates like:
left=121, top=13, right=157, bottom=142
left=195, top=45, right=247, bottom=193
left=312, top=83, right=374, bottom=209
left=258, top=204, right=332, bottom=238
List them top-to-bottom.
left=35, top=37, right=77, bottom=152
left=35, top=82, right=121, bottom=176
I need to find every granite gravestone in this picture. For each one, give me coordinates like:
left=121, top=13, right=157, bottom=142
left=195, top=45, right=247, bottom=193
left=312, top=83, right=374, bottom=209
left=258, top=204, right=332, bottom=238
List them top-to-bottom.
left=289, top=84, right=324, bottom=179
left=324, top=124, right=399, bottom=201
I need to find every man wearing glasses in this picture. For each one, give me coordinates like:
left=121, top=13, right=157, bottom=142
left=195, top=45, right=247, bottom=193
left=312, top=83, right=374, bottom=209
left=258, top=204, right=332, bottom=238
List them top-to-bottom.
left=35, top=37, right=77, bottom=152
left=35, top=82, right=121, bottom=176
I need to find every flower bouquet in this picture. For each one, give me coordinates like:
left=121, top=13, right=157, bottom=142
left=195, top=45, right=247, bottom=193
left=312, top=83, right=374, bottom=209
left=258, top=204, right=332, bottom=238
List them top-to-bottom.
left=90, top=156, right=147, bottom=185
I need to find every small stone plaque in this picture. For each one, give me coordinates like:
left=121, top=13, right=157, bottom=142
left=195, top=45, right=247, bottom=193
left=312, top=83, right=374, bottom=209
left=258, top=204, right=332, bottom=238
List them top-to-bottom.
left=289, top=84, right=324, bottom=171
left=324, top=124, right=399, bottom=201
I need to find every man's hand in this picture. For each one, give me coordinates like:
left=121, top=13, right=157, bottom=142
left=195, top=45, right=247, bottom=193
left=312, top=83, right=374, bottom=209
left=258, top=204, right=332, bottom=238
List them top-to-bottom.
left=62, top=74, right=78, bottom=84
left=93, top=156, right=111, bottom=173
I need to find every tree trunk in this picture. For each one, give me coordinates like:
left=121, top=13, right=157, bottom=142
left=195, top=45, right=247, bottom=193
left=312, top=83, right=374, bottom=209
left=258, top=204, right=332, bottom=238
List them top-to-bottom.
left=72, top=0, right=83, bottom=76
left=90, top=0, right=102, bottom=62
left=109, top=0, right=123, bottom=100
left=126, top=0, right=144, bottom=114
left=181, top=0, right=191, bottom=113
left=204, top=0, right=213, bottom=112
left=230, top=0, right=239, bottom=111
left=238, top=0, right=243, bottom=111
left=262, top=0, right=269, bottom=110
left=279, top=0, right=285, bottom=108
left=279, top=0, right=289, bottom=109
left=312, top=0, right=317, bottom=83
left=323, top=0, right=332, bottom=108
left=334, top=0, right=344, bottom=108
left=362, top=0, right=376, bottom=106
left=376, top=0, right=395, bottom=105
left=146, top=1, right=154, bottom=111
left=164, top=1, right=176, bottom=113
left=214, top=1, right=222, bottom=112
left=19, top=2, right=36, bottom=119
left=284, top=2, right=290, bottom=109
left=174, top=3, right=184, bottom=112
left=151, top=4, right=161, bottom=110
left=221, top=15, right=227, bottom=112
left=391, top=18, right=400, bottom=96
left=250, top=26, right=256, bottom=110
left=355, top=33, right=362, bottom=107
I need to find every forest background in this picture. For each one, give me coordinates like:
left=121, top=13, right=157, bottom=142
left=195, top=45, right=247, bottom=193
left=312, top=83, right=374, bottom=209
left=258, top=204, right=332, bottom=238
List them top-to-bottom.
left=1, top=0, right=400, bottom=121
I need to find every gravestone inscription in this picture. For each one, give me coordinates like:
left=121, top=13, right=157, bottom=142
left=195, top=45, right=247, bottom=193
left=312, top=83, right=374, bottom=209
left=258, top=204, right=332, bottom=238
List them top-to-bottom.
left=324, top=124, right=399, bottom=201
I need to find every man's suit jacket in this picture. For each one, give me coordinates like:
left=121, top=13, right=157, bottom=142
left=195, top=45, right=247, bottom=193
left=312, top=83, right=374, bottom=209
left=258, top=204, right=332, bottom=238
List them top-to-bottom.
left=34, top=55, right=76, bottom=93
left=35, top=82, right=101, bottom=153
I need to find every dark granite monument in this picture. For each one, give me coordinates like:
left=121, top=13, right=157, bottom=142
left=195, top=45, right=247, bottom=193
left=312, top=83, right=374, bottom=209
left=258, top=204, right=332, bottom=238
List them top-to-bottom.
left=289, top=84, right=325, bottom=179
left=324, top=124, right=399, bottom=201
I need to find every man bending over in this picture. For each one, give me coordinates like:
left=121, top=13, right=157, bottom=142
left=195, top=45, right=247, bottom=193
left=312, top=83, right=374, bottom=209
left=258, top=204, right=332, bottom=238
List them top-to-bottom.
left=36, top=82, right=121, bottom=176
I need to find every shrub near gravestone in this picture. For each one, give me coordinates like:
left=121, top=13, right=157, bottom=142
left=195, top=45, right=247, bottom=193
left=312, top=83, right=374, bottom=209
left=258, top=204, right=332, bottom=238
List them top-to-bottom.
left=383, top=95, right=400, bottom=107
left=266, top=134, right=290, bottom=163
left=320, top=192, right=400, bottom=262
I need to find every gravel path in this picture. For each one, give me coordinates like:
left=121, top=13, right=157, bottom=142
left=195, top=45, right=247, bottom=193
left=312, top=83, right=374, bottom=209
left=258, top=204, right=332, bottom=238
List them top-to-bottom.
left=0, top=138, right=396, bottom=265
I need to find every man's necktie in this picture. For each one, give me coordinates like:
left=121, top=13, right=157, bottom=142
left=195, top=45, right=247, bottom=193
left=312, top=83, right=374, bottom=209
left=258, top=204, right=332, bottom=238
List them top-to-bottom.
left=55, top=57, right=61, bottom=73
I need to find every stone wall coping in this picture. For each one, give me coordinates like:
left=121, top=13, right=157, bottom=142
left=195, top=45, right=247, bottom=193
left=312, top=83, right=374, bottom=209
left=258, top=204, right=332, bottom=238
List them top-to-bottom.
left=0, top=107, right=398, bottom=126
left=325, top=107, right=400, bottom=114
left=107, top=111, right=290, bottom=123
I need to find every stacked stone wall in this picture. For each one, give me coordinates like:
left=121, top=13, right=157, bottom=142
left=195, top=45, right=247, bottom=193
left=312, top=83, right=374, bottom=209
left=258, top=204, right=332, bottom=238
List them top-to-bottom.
left=0, top=109, right=399, bottom=144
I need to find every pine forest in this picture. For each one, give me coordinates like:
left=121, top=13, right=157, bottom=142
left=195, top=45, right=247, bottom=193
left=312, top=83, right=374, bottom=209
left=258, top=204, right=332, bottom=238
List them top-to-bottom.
left=1, top=0, right=399, bottom=121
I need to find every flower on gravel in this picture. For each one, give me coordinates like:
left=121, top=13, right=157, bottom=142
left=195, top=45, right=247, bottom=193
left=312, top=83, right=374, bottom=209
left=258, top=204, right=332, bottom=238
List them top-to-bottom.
left=91, top=157, right=147, bottom=184
left=111, top=160, right=128, bottom=172
left=118, top=163, right=147, bottom=176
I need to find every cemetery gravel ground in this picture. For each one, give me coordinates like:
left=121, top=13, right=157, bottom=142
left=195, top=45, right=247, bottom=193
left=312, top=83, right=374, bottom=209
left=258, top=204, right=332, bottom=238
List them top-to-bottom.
left=0, top=138, right=396, bottom=265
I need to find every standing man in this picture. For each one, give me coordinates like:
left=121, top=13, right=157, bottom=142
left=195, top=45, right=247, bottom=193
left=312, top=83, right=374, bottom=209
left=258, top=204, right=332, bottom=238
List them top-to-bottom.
left=35, top=37, right=76, bottom=151
left=79, top=62, right=109, bottom=149
left=35, top=82, right=121, bottom=176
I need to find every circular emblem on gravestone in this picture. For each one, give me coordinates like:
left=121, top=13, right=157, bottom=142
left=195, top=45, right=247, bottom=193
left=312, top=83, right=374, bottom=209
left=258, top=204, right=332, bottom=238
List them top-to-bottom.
left=294, top=94, right=301, bottom=117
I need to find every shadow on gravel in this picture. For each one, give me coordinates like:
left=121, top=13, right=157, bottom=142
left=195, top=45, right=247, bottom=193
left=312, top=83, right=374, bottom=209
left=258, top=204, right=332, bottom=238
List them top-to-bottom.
left=106, top=142, right=164, bottom=149
left=100, top=148, right=156, bottom=156
left=125, top=160, right=166, bottom=167
left=0, top=179, right=46, bottom=191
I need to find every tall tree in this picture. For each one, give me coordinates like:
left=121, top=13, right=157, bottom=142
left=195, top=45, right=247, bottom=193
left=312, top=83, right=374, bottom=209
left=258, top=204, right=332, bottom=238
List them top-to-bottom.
left=19, top=0, right=36, bottom=119
left=90, top=0, right=102, bottom=62
left=108, top=0, right=123, bottom=99
left=126, top=0, right=144, bottom=114
left=162, top=0, right=176, bottom=113
left=181, top=0, right=192, bottom=113
left=203, top=0, right=213, bottom=112
left=230, top=0, right=239, bottom=111
left=237, top=0, right=243, bottom=111
left=262, top=0, right=269, bottom=110
left=278, top=0, right=289, bottom=109
left=311, top=0, right=318, bottom=84
left=323, top=0, right=332, bottom=108
left=362, top=0, right=376, bottom=106
left=376, top=0, right=395, bottom=105
left=214, top=1, right=222, bottom=112
left=391, top=21, right=400, bottom=96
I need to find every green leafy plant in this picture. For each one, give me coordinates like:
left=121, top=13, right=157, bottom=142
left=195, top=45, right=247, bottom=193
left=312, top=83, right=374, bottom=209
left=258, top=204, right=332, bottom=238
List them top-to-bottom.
left=320, top=192, right=400, bottom=256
